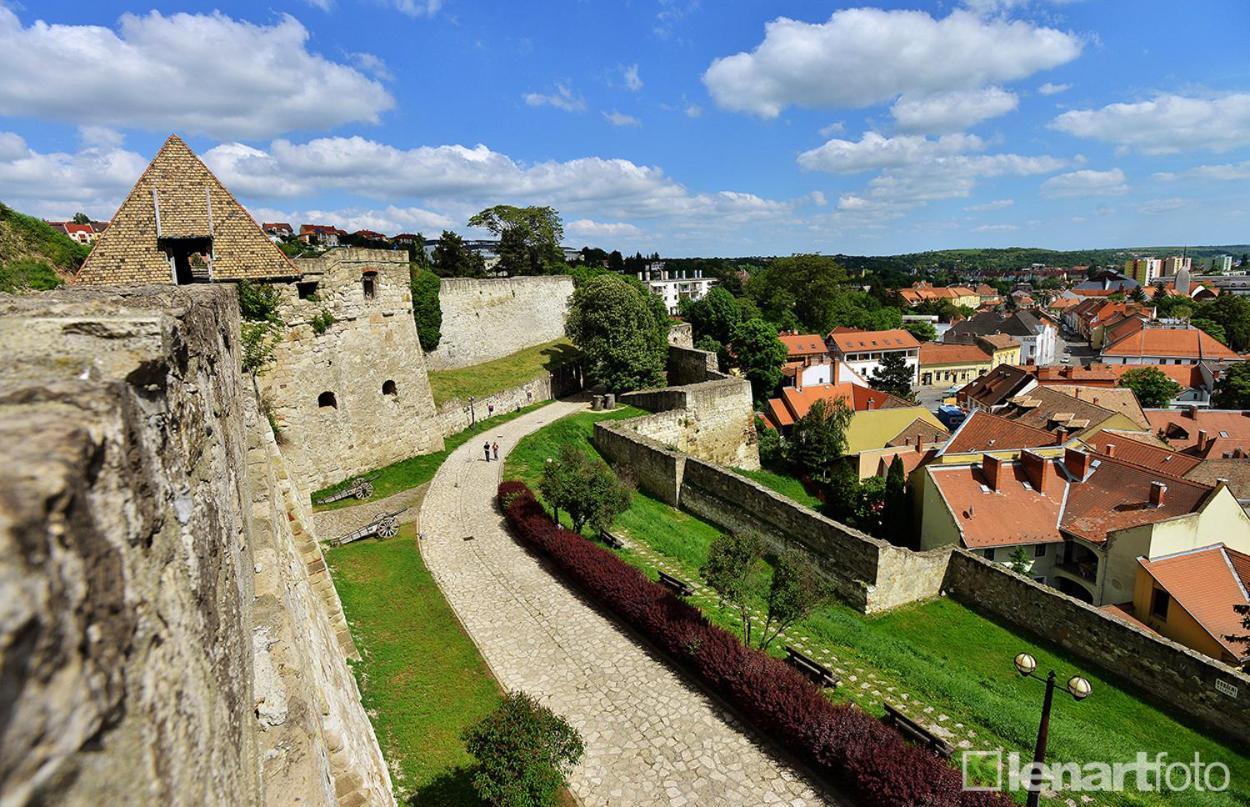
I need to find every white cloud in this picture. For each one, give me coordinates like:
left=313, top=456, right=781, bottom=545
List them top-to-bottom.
left=303, top=0, right=333, bottom=11
left=389, top=0, right=443, bottom=17
left=0, top=8, right=393, bottom=139
left=703, top=8, right=1080, bottom=117
left=351, top=51, right=393, bottom=81
left=623, top=64, right=643, bottom=92
left=1038, top=82, right=1070, bottom=95
left=523, top=83, right=586, bottom=112
left=891, top=87, right=1018, bottom=132
left=1052, top=94, right=1250, bottom=154
left=684, top=104, right=703, bottom=118
left=603, top=110, right=641, bottom=127
left=818, top=121, right=845, bottom=137
left=78, top=126, right=124, bottom=148
left=0, top=131, right=147, bottom=217
left=797, top=132, right=984, bottom=173
left=1155, top=160, right=1250, bottom=182
left=1040, top=168, right=1128, bottom=198
left=808, top=190, right=827, bottom=206
left=1137, top=197, right=1186, bottom=215
left=966, top=198, right=1014, bottom=211
left=253, top=204, right=453, bottom=234
left=565, top=219, right=643, bottom=240
left=973, top=223, right=1019, bottom=232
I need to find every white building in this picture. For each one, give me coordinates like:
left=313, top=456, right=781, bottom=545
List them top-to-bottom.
left=1212, top=255, right=1233, bottom=273
left=637, top=264, right=718, bottom=315
left=944, top=310, right=1057, bottom=366
left=826, top=328, right=920, bottom=386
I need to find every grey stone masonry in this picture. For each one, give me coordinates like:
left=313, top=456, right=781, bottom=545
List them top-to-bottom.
left=424, top=275, right=573, bottom=370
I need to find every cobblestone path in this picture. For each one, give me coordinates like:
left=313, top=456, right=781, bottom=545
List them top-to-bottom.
left=418, top=401, right=832, bottom=806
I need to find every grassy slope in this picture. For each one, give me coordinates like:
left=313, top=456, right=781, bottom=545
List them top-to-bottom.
left=0, top=202, right=90, bottom=292
left=427, top=338, right=579, bottom=405
left=313, top=401, right=551, bottom=510
left=505, top=409, right=1250, bottom=806
left=733, top=466, right=822, bottom=509
left=327, top=525, right=499, bottom=805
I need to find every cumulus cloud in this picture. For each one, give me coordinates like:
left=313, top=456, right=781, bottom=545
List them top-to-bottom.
left=389, top=0, right=443, bottom=17
left=0, top=8, right=393, bottom=139
left=703, top=8, right=1080, bottom=117
left=622, top=64, right=643, bottom=92
left=1038, top=82, right=1070, bottom=95
left=523, top=83, right=586, bottom=112
left=891, top=87, right=1019, bottom=132
left=1052, top=94, right=1250, bottom=154
left=684, top=104, right=703, bottom=118
left=603, top=110, right=641, bottom=127
left=818, top=121, right=845, bottom=137
left=0, top=131, right=147, bottom=216
left=798, top=132, right=985, bottom=174
left=1155, top=160, right=1250, bottom=182
left=1040, top=168, right=1128, bottom=198
left=966, top=198, right=1014, bottom=211
left=253, top=204, right=453, bottom=234
left=565, top=219, right=643, bottom=240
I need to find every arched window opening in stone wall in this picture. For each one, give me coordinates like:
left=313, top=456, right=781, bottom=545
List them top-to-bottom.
left=382, top=380, right=397, bottom=397
left=318, top=391, right=338, bottom=409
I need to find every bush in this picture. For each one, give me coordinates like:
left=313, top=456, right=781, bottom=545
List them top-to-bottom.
left=0, top=259, right=63, bottom=293
left=410, top=266, right=443, bottom=350
left=237, top=280, right=282, bottom=322
left=311, top=308, right=335, bottom=335
left=497, top=481, right=1009, bottom=807
left=463, top=691, right=584, bottom=807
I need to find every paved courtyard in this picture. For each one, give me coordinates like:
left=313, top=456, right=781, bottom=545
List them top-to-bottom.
left=418, top=401, right=832, bottom=806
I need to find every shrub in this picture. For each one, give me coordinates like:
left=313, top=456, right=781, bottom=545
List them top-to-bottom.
left=0, top=259, right=63, bottom=293
left=237, top=279, right=282, bottom=322
left=311, top=308, right=335, bottom=335
left=241, top=320, right=280, bottom=374
left=497, top=481, right=1010, bottom=807
left=463, top=690, right=584, bottom=807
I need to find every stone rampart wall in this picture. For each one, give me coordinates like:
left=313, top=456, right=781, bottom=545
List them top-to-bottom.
left=425, top=276, right=574, bottom=370
left=668, top=321, right=694, bottom=349
left=667, top=344, right=720, bottom=385
left=434, top=362, right=582, bottom=437
left=943, top=550, right=1250, bottom=744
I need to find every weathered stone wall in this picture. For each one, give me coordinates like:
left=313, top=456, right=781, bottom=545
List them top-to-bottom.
left=261, top=248, right=443, bottom=491
left=425, top=276, right=574, bottom=370
left=0, top=285, right=393, bottom=805
left=668, top=321, right=694, bottom=349
left=667, top=344, right=720, bottom=386
left=434, top=361, right=582, bottom=437
left=621, top=375, right=759, bottom=470
left=943, top=550, right=1250, bottom=745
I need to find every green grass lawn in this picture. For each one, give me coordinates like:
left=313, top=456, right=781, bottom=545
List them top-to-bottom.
left=427, top=338, right=579, bottom=406
left=313, top=402, right=551, bottom=510
left=505, top=408, right=1250, bottom=806
left=733, top=465, right=822, bottom=509
left=327, top=525, right=500, bottom=805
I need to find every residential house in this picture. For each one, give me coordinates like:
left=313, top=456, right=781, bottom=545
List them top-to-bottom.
left=48, top=221, right=100, bottom=244
left=262, top=222, right=293, bottom=242
left=298, top=224, right=342, bottom=247
left=349, top=229, right=389, bottom=243
left=392, top=233, right=421, bottom=247
left=1125, top=258, right=1164, bottom=285
left=1074, top=271, right=1139, bottom=294
left=898, top=283, right=980, bottom=309
left=975, top=284, right=1002, bottom=308
left=945, top=310, right=1056, bottom=365
left=1100, top=323, right=1240, bottom=366
left=826, top=328, right=920, bottom=387
left=779, top=332, right=835, bottom=387
left=918, top=335, right=1019, bottom=388
left=1031, top=362, right=1211, bottom=405
left=957, top=363, right=1037, bottom=412
left=760, top=383, right=947, bottom=455
left=996, top=385, right=1144, bottom=442
left=1146, top=407, right=1250, bottom=458
left=1127, top=544, right=1250, bottom=665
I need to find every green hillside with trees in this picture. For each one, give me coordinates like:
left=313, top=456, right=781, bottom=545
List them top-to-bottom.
left=0, top=202, right=91, bottom=292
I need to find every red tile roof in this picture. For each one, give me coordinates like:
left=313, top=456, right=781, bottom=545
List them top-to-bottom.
left=1102, top=326, right=1239, bottom=360
left=828, top=328, right=920, bottom=353
left=779, top=333, right=829, bottom=358
left=919, top=343, right=990, bottom=367
left=957, top=363, right=1035, bottom=408
left=1046, top=385, right=1149, bottom=428
left=1146, top=409, right=1250, bottom=453
left=942, top=411, right=1060, bottom=454
left=1081, top=428, right=1204, bottom=477
left=1060, top=454, right=1215, bottom=544
left=927, top=460, right=1066, bottom=548
left=1139, top=545, right=1250, bottom=661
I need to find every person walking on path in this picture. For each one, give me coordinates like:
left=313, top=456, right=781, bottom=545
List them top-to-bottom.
left=492, top=441, right=500, bottom=461
left=483, top=442, right=492, bottom=462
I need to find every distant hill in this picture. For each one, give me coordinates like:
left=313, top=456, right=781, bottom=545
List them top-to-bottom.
left=0, top=202, right=91, bottom=293
left=836, top=245, right=1250, bottom=276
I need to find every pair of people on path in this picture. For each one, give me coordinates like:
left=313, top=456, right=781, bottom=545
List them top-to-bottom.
left=483, top=440, right=500, bottom=462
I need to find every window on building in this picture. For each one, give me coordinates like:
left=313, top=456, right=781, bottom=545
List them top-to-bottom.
left=362, top=272, right=377, bottom=300
left=297, top=281, right=319, bottom=300
left=382, top=380, right=397, bottom=397
left=317, top=391, right=338, bottom=409
left=1034, top=544, right=1047, bottom=558
left=983, top=548, right=995, bottom=560
left=1150, top=588, right=1170, bottom=619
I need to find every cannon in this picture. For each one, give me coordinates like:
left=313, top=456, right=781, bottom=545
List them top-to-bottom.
left=313, top=473, right=379, bottom=505
left=329, top=509, right=405, bottom=547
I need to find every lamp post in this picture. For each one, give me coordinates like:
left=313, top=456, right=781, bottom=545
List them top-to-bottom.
left=468, top=395, right=477, bottom=426
left=1013, top=652, right=1091, bottom=807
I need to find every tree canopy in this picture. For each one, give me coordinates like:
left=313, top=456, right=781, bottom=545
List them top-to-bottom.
left=468, top=205, right=564, bottom=275
left=432, top=230, right=486, bottom=277
left=409, top=267, right=442, bottom=350
left=566, top=274, right=669, bottom=392
left=681, top=286, right=740, bottom=345
left=730, top=317, right=788, bottom=402
left=869, top=352, right=914, bottom=400
left=1213, top=361, right=1250, bottom=409
left=1117, top=367, right=1182, bottom=408
left=788, top=398, right=853, bottom=483
left=539, top=445, right=632, bottom=534
left=700, top=532, right=766, bottom=646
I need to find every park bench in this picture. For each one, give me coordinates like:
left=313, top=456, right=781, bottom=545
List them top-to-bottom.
left=599, top=529, right=625, bottom=549
left=657, top=570, right=694, bottom=597
left=783, top=645, right=839, bottom=689
left=882, top=702, right=954, bottom=759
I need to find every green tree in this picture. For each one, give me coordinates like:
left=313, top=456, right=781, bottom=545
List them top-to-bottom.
left=468, top=205, right=564, bottom=275
left=72, top=211, right=91, bottom=225
left=432, top=230, right=486, bottom=277
left=407, top=233, right=431, bottom=269
left=607, top=250, right=624, bottom=272
left=748, top=254, right=849, bottom=333
left=409, top=267, right=442, bottom=350
left=566, top=274, right=668, bottom=392
left=237, top=280, right=284, bottom=374
left=1130, top=285, right=1148, bottom=303
left=684, top=287, right=740, bottom=345
left=1195, top=294, right=1250, bottom=351
left=730, top=317, right=788, bottom=402
left=1192, top=317, right=1228, bottom=346
left=902, top=319, right=937, bottom=342
left=694, top=335, right=728, bottom=372
left=869, top=352, right=914, bottom=400
left=1213, top=361, right=1250, bottom=409
left=1117, top=367, right=1182, bottom=408
left=787, top=398, right=853, bottom=483
left=539, top=445, right=632, bottom=534
left=880, top=454, right=909, bottom=543
left=700, top=532, right=765, bottom=645
left=1008, top=547, right=1031, bottom=574
left=757, top=548, right=833, bottom=650
left=463, top=691, right=584, bottom=807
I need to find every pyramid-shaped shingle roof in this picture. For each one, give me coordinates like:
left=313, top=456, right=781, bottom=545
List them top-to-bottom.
left=77, top=135, right=295, bottom=284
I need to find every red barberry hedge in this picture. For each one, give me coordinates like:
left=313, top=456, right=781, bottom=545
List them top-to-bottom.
left=498, top=481, right=1010, bottom=806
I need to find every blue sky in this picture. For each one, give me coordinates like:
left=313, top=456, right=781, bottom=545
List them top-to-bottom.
left=1, top=0, right=1248, bottom=256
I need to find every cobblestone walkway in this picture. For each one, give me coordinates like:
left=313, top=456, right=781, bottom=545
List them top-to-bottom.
left=419, top=401, right=832, bottom=806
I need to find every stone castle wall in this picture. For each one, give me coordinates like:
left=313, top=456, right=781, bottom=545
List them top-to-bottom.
left=261, top=248, right=443, bottom=491
left=424, top=276, right=574, bottom=370
left=0, top=285, right=393, bottom=805
left=434, top=361, right=582, bottom=437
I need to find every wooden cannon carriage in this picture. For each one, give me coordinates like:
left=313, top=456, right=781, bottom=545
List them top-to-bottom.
left=313, top=473, right=379, bottom=505
left=327, top=509, right=404, bottom=547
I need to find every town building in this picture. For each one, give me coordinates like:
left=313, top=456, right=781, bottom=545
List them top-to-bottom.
left=262, top=222, right=293, bottom=242
left=299, top=224, right=343, bottom=248
left=1163, top=255, right=1192, bottom=276
left=1212, top=255, right=1234, bottom=274
left=1124, top=257, right=1164, bottom=285
left=636, top=265, right=717, bottom=315
left=898, top=283, right=980, bottom=309
left=944, top=310, right=1056, bottom=365
left=1099, top=323, right=1240, bottom=366
left=826, top=328, right=920, bottom=386
left=778, top=332, right=835, bottom=387
left=917, top=335, right=1019, bottom=388
left=1031, top=362, right=1211, bottom=405
left=957, top=363, right=1037, bottom=412
left=760, top=383, right=947, bottom=454
left=995, top=385, right=1145, bottom=442
left=1146, top=407, right=1250, bottom=458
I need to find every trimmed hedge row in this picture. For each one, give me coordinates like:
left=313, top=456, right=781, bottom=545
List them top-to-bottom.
left=498, top=481, right=1009, bottom=807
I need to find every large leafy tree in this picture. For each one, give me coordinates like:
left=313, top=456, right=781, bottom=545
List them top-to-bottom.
left=468, top=205, right=564, bottom=275
left=432, top=230, right=486, bottom=277
left=607, top=250, right=624, bottom=272
left=747, top=254, right=849, bottom=333
left=409, top=267, right=442, bottom=350
left=566, top=274, right=668, bottom=392
left=683, top=287, right=740, bottom=345
left=1194, top=294, right=1250, bottom=351
left=730, top=317, right=788, bottom=402
left=901, top=319, right=937, bottom=342
left=869, top=352, right=915, bottom=400
left=1213, top=361, right=1250, bottom=409
left=1117, top=367, right=1182, bottom=408
left=788, top=398, right=853, bottom=483
left=539, top=445, right=632, bottom=534
left=880, top=454, right=910, bottom=543
left=700, top=532, right=765, bottom=645
left=758, top=548, right=833, bottom=650
left=463, top=691, right=584, bottom=807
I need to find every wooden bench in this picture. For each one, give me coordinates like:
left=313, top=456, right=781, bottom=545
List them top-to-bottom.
left=599, top=529, right=625, bottom=549
left=657, top=570, right=694, bottom=597
left=783, top=645, right=839, bottom=689
left=882, top=702, right=953, bottom=759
